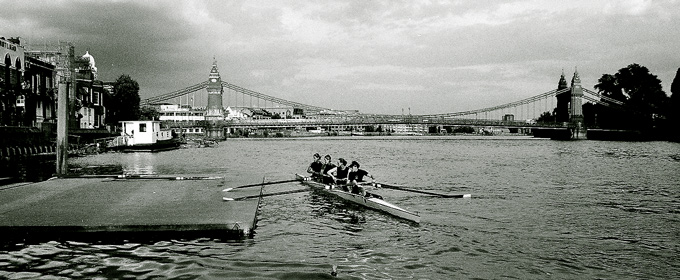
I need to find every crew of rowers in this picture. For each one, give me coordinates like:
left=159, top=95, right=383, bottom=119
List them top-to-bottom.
left=306, top=153, right=378, bottom=197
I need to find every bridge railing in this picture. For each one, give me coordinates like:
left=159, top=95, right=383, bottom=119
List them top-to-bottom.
left=221, top=118, right=561, bottom=128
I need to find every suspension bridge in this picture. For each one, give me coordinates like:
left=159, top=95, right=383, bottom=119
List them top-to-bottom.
left=141, top=62, right=627, bottom=139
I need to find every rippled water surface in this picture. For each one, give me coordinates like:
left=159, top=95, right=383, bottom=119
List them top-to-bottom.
left=2, top=136, right=679, bottom=279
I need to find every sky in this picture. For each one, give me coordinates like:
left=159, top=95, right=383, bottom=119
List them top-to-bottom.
left=2, top=0, right=679, bottom=115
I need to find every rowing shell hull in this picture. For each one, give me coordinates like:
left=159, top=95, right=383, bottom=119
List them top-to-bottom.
left=295, top=174, right=420, bottom=223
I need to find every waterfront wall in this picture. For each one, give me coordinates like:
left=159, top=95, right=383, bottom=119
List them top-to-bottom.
left=0, top=126, right=51, bottom=147
left=0, top=147, right=61, bottom=182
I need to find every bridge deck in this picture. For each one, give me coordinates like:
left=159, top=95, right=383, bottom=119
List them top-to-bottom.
left=165, top=118, right=564, bottom=129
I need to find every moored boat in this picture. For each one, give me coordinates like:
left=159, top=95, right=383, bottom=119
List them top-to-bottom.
left=108, top=120, right=181, bottom=152
left=295, top=174, right=420, bottom=223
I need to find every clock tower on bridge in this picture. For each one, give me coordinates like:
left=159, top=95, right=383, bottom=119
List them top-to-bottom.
left=205, top=60, right=224, bottom=120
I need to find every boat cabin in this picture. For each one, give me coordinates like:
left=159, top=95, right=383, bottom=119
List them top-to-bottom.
left=120, top=120, right=173, bottom=146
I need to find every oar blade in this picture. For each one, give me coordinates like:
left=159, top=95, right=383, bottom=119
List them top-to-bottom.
left=441, top=193, right=472, bottom=198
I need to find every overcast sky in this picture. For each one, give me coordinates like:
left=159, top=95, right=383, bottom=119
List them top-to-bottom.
left=3, top=0, right=679, bottom=114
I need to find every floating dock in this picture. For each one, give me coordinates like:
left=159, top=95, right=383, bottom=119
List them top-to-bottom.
left=0, top=176, right=261, bottom=243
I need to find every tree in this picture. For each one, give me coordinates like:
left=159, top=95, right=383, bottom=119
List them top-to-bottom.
left=593, top=64, right=669, bottom=130
left=616, top=64, right=667, bottom=117
left=670, top=68, right=680, bottom=140
left=595, top=74, right=627, bottom=103
left=107, top=75, right=140, bottom=125
left=139, top=105, right=160, bottom=121
left=536, top=111, right=555, bottom=123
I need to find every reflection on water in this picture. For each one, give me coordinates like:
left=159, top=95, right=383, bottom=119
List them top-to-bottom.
left=2, top=137, right=679, bottom=279
left=124, top=152, right=157, bottom=175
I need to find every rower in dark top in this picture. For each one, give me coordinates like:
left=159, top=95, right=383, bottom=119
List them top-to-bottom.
left=307, top=153, right=323, bottom=181
left=321, top=154, right=337, bottom=184
left=327, top=158, right=349, bottom=190
left=347, top=161, right=375, bottom=196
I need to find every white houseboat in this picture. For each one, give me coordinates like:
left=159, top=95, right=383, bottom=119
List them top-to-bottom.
left=109, top=120, right=180, bottom=152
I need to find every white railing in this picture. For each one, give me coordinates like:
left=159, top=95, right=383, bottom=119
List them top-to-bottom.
left=107, top=135, right=130, bottom=147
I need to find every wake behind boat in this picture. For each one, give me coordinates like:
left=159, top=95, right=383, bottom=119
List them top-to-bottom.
left=295, top=174, right=420, bottom=223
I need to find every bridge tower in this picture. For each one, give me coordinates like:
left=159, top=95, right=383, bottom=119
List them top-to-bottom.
left=204, top=60, right=226, bottom=140
left=205, top=60, right=224, bottom=121
left=555, top=69, right=584, bottom=125
left=569, top=69, right=584, bottom=124
left=555, top=70, right=570, bottom=123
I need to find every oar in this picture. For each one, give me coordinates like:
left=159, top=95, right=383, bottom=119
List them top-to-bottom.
left=222, top=179, right=300, bottom=192
left=372, top=182, right=471, bottom=198
left=223, top=188, right=309, bottom=201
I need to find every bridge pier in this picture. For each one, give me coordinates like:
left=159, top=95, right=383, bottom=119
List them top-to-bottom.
left=204, top=122, right=225, bottom=140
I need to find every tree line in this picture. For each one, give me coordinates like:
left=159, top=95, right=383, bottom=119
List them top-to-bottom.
left=536, top=64, right=680, bottom=140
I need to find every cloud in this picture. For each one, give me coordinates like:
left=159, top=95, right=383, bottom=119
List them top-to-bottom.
left=2, top=0, right=679, bottom=114
left=604, top=0, right=652, bottom=15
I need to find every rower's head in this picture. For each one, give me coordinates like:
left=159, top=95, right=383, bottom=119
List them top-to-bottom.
left=313, top=153, right=321, bottom=160
left=324, top=154, right=332, bottom=163
left=338, top=158, right=347, bottom=167
left=350, top=161, right=360, bottom=171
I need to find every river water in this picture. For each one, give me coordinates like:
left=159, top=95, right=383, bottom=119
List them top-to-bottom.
left=1, top=136, right=679, bottom=279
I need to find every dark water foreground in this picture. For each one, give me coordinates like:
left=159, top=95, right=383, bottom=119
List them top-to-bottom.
left=1, top=136, right=678, bottom=279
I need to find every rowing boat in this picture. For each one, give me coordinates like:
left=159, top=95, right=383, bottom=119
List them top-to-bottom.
left=295, top=174, right=420, bottom=223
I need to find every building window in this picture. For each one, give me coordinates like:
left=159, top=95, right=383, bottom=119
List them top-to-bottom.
left=16, top=95, right=25, bottom=107
left=139, top=123, right=147, bottom=132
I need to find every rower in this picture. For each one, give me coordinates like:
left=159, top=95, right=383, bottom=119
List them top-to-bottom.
left=306, top=153, right=323, bottom=182
left=321, top=154, right=336, bottom=184
left=327, top=158, right=349, bottom=191
left=347, top=161, right=375, bottom=196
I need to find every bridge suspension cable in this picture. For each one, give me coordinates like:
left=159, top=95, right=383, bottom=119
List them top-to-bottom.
left=140, top=80, right=331, bottom=113
left=142, top=81, right=209, bottom=104
left=221, top=81, right=330, bottom=112
left=419, top=87, right=570, bottom=119
left=347, top=88, right=569, bottom=123
left=581, top=88, right=639, bottom=116
left=582, top=88, right=624, bottom=106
